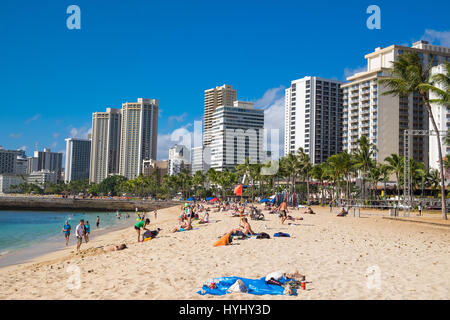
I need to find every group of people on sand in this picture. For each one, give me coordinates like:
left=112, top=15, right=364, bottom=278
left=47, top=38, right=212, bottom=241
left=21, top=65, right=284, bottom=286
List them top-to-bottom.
left=172, top=203, right=210, bottom=233
left=62, top=218, right=92, bottom=251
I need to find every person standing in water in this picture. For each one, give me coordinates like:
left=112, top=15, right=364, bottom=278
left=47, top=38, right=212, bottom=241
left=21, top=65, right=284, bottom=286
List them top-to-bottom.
left=96, top=216, right=100, bottom=228
left=62, top=220, right=71, bottom=246
left=75, top=220, right=85, bottom=251
left=84, top=221, right=91, bottom=243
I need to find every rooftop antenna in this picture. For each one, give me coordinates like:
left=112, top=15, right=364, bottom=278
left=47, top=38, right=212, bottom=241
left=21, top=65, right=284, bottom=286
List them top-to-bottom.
left=35, top=141, right=38, bottom=152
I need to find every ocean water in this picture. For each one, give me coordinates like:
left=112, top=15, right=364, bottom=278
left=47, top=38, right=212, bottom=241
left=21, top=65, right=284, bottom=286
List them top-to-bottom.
left=0, top=210, right=134, bottom=267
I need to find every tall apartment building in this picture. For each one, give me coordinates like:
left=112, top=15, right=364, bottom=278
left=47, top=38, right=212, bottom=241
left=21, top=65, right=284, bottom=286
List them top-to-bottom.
left=342, top=40, right=450, bottom=165
left=429, top=63, right=450, bottom=171
left=284, top=77, right=344, bottom=163
left=204, top=85, right=237, bottom=146
left=119, top=98, right=159, bottom=179
left=210, top=101, right=265, bottom=171
left=89, top=108, right=121, bottom=184
left=65, top=138, right=91, bottom=183
left=168, top=144, right=191, bottom=176
left=191, top=146, right=211, bottom=174
left=0, top=147, right=26, bottom=174
left=28, top=148, right=63, bottom=180
left=142, top=159, right=168, bottom=184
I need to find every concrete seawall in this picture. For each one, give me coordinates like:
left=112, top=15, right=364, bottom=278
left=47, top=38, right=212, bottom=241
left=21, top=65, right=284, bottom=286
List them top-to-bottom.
left=0, top=196, right=180, bottom=212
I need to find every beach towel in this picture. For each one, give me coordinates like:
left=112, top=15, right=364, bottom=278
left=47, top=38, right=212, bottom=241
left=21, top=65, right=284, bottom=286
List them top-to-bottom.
left=273, top=232, right=290, bottom=237
left=213, top=233, right=231, bottom=247
left=197, top=276, right=297, bottom=296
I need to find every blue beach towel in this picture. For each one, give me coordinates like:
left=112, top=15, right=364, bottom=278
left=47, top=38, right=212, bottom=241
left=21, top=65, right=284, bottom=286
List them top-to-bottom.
left=273, top=232, right=290, bottom=237
left=197, top=276, right=296, bottom=296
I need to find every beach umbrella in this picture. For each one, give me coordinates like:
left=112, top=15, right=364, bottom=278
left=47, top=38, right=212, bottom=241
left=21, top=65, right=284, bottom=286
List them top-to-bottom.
left=269, top=195, right=276, bottom=199
left=186, top=197, right=196, bottom=201
left=206, top=197, right=213, bottom=201
left=210, top=197, right=219, bottom=202
left=260, top=198, right=270, bottom=203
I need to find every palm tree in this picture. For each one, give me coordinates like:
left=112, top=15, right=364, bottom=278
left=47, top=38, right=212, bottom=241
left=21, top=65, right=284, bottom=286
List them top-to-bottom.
left=379, top=52, right=447, bottom=219
left=352, top=135, right=377, bottom=201
left=296, top=148, right=312, bottom=205
left=384, top=153, right=403, bottom=204
left=311, top=163, right=326, bottom=205
left=378, top=163, right=392, bottom=199
left=428, top=168, right=441, bottom=198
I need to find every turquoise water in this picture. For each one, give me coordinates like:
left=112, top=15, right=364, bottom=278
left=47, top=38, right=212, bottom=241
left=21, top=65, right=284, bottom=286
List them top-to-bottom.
left=0, top=210, right=133, bottom=266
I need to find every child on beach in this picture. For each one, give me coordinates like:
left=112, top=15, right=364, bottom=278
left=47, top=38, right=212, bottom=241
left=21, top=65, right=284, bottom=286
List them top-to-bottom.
left=96, top=216, right=100, bottom=228
left=62, top=220, right=71, bottom=246
left=84, top=221, right=91, bottom=243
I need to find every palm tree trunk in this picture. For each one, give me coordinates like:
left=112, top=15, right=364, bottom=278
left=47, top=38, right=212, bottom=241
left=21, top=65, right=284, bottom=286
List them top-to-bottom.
left=422, top=96, right=447, bottom=219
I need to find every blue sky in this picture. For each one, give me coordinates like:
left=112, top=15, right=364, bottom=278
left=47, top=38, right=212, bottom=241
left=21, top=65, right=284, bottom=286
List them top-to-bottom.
left=1, top=0, right=449, bottom=160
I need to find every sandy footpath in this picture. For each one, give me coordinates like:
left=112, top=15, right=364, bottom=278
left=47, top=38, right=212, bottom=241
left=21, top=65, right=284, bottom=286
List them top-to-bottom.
left=0, top=204, right=449, bottom=300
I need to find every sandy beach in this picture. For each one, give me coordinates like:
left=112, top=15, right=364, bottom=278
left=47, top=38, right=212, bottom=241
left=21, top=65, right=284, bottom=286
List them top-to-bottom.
left=0, top=204, right=449, bottom=300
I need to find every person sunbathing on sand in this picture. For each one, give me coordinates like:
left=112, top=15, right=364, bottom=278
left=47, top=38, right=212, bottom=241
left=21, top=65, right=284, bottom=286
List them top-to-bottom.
left=303, top=207, right=315, bottom=214
left=337, top=207, right=348, bottom=217
left=198, top=211, right=210, bottom=224
left=286, top=215, right=304, bottom=222
left=228, top=217, right=255, bottom=237
left=172, top=219, right=193, bottom=232
left=104, top=244, right=127, bottom=252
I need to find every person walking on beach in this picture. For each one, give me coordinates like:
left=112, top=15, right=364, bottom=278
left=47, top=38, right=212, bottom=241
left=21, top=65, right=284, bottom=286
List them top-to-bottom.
left=278, top=200, right=288, bottom=224
left=154, top=210, right=158, bottom=220
left=96, top=216, right=100, bottom=228
left=135, top=218, right=150, bottom=243
left=62, top=220, right=71, bottom=246
left=76, top=220, right=85, bottom=251
left=84, top=221, right=91, bottom=243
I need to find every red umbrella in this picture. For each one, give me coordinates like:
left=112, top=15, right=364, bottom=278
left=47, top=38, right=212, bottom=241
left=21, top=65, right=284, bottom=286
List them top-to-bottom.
left=210, top=197, right=219, bottom=202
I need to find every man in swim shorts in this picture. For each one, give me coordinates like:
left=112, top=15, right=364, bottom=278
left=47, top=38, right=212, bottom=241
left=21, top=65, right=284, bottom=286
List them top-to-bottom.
left=278, top=201, right=288, bottom=224
left=62, top=220, right=71, bottom=246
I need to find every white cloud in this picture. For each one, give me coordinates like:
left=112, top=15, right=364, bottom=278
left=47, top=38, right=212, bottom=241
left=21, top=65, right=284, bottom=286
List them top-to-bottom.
left=421, top=29, right=450, bottom=47
left=343, top=66, right=366, bottom=79
left=254, top=86, right=285, bottom=109
left=168, top=112, right=188, bottom=123
left=25, top=114, right=41, bottom=124
left=68, top=126, right=92, bottom=139
left=157, top=127, right=193, bottom=160
left=9, top=132, right=22, bottom=139
left=53, top=133, right=60, bottom=139
left=50, top=141, right=58, bottom=149
left=19, top=146, right=28, bottom=151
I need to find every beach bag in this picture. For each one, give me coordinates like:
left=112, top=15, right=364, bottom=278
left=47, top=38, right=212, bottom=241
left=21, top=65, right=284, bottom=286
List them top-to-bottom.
left=256, top=232, right=271, bottom=239
left=213, top=233, right=231, bottom=247
left=226, top=279, right=248, bottom=294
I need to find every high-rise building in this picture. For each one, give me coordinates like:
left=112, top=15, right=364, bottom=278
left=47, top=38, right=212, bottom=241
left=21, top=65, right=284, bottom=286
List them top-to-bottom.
left=342, top=41, right=450, bottom=165
left=429, top=63, right=450, bottom=171
left=284, top=77, right=344, bottom=163
left=204, top=85, right=237, bottom=146
left=119, top=98, right=159, bottom=179
left=210, top=101, right=265, bottom=171
left=89, top=108, right=121, bottom=183
left=65, top=138, right=91, bottom=182
left=168, top=144, right=191, bottom=176
left=191, top=146, right=211, bottom=174
left=0, top=147, right=26, bottom=174
left=30, top=148, right=63, bottom=179
left=142, top=159, right=168, bottom=184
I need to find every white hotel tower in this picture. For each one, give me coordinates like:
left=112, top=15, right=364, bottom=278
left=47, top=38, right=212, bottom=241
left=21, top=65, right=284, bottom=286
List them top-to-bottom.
left=342, top=40, right=450, bottom=165
left=284, top=77, right=344, bottom=163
